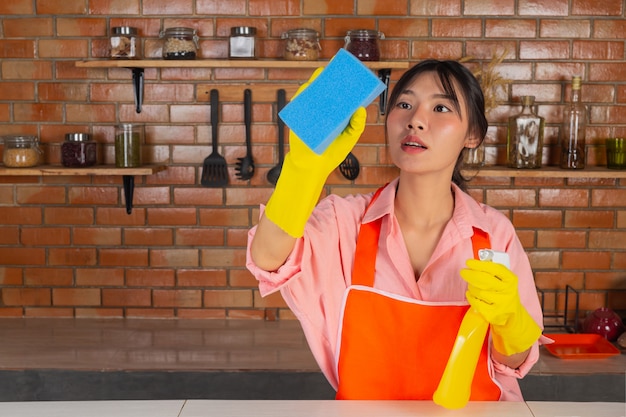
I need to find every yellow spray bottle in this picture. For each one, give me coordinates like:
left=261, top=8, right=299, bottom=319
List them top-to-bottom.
left=432, top=250, right=510, bottom=409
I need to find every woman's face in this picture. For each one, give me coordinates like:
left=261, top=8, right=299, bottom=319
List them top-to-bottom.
left=386, top=71, right=479, bottom=176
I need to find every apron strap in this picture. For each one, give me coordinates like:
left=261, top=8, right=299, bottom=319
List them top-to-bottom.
left=352, top=185, right=492, bottom=287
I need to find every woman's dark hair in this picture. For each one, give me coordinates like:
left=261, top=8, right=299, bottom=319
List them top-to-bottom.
left=385, top=60, right=487, bottom=191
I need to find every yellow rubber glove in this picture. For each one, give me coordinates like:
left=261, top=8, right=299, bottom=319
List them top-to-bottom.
left=264, top=67, right=367, bottom=238
left=460, top=259, right=541, bottom=356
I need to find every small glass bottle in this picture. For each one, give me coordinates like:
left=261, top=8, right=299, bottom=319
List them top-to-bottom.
left=110, top=26, right=139, bottom=59
left=229, top=26, right=257, bottom=59
left=160, top=27, right=199, bottom=60
left=281, top=28, right=321, bottom=61
left=344, top=29, right=384, bottom=61
left=560, top=76, right=587, bottom=169
left=507, top=96, right=544, bottom=169
left=115, top=124, right=142, bottom=168
left=61, top=133, right=97, bottom=167
left=2, top=135, right=42, bottom=168
left=464, top=142, right=485, bottom=168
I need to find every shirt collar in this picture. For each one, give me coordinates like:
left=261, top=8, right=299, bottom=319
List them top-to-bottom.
left=362, top=178, right=491, bottom=240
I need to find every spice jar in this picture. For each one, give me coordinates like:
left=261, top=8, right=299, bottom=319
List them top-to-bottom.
left=110, top=26, right=139, bottom=59
left=229, top=26, right=257, bottom=59
left=160, top=27, right=199, bottom=60
left=281, top=28, right=321, bottom=61
left=344, top=29, right=384, bottom=61
left=115, top=124, right=142, bottom=168
left=61, top=133, right=97, bottom=167
left=2, top=135, right=42, bottom=168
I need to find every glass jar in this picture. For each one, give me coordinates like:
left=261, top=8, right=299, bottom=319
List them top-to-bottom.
left=110, top=26, right=139, bottom=59
left=229, top=26, right=257, bottom=59
left=160, top=27, right=199, bottom=60
left=281, top=28, right=321, bottom=61
left=344, top=29, right=384, bottom=61
left=507, top=96, right=544, bottom=169
left=115, top=124, right=142, bottom=168
left=61, top=133, right=97, bottom=167
left=2, top=135, right=42, bottom=168
left=464, top=142, right=485, bottom=168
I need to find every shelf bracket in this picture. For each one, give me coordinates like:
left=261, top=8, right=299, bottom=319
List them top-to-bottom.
left=130, top=67, right=144, bottom=113
left=377, top=68, right=391, bottom=115
left=122, top=175, right=135, bottom=214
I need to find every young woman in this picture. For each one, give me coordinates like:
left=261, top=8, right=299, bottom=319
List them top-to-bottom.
left=247, top=60, right=545, bottom=402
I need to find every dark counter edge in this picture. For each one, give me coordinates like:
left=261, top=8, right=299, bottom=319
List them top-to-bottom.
left=0, top=370, right=623, bottom=402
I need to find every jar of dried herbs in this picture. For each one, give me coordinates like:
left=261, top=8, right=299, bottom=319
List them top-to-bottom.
left=115, top=124, right=142, bottom=168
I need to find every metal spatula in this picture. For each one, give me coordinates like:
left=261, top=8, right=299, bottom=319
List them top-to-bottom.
left=201, top=89, right=229, bottom=187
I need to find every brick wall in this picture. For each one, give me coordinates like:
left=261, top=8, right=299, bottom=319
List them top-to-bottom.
left=0, top=0, right=625, bottom=323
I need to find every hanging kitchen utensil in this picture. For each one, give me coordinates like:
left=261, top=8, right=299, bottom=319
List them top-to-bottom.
left=235, top=88, right=255, bottom=180
left=200, top=89, right=229, bottom=187
left=267, top=89, right=286, bottom=186
left=339, top=152, right=360, bottom=180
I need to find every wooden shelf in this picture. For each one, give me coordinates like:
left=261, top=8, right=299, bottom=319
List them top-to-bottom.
left=75, top=59, right=409, bottom=70
left=0, top=164, right=166, bottom=176
left=0, top=164, right=167, bottom=214
left=463, top=165, right=626, bottom=179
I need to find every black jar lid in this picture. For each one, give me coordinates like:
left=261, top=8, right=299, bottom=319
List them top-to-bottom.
left=231, top=26, right=257, bottom=36
left=65, top=133, right=92, bottom=142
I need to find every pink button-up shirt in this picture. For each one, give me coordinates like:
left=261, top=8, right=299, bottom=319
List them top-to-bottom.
left=246, top=179, right=546, bottom=401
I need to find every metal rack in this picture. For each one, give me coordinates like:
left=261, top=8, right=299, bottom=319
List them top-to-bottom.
left=538, top=285, right=580, bottom=333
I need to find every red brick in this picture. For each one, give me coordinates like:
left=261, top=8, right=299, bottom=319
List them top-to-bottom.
left=88, top=0, right=139, bottom=14
left=142, top=0, right=193, bottom=15
left=356, top=0, right=408, bottom=15
left=409, top=0, right=460, bottom=16
left=464, top=0, right=514, bottom=15
left=519, top=0, right=568, bottom=16
left=571, top=0, right=624, bottom=16
left=539, top=189, right=590, bottom=207
left=564, top=210, right=614, bottom=228
left=0, top=227, right=20, bottom=245
left=21, top=227, right=71, bottom=246
left=73, top=227, right=122, bottom=246
left=125, top=228, right=173, bottom=246
left=537, top=231, right=587, bottom=248
left=589, top=231, right=626, bottom=249
left=0, top=248, right=46, bottom=266
left=48, top=248, right=97, bottom=266
left=99, top=249, right=149, bottom=267
left=150, top=249, right=200, bottom=268
left=562, top=251, right=611, bottom=270
left=0, top=267, right=24, bottom=285
left=76, top=268, right=125, bottom=287
left=126, top=269, right=176, bottom=287
left=177, top=269, right=227, bottom=287
left=1, top=288, right=51, bottom=306
left=53, top=288, right=101, bottom=306
left=102, top=289, right=151, bottom=307
left=153, top=289, right=202, bottom=307
left=203, top=289, right=253, bottom=307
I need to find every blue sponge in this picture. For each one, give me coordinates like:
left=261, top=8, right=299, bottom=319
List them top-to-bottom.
left=278, top=48, right=387, bottom=154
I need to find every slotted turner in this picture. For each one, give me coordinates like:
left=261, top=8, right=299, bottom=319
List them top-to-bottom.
left=235, top=88, right=255, bottom=180
left=201, top=89, right=229, bottom=187
left=339, top=152, right=360, bottom=180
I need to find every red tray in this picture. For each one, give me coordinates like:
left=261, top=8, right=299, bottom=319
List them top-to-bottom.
left=543, top=333, right=621, bottom=359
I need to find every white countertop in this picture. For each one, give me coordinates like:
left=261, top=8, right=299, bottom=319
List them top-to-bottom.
left=0, top=400, right=623, bottom=417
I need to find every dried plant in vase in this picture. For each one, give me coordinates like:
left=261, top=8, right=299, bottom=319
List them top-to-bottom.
left=461, top=50, right=510, bottom=167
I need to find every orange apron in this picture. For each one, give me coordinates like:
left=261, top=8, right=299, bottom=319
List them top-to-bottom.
left=335, top=188, right=501, bottom=400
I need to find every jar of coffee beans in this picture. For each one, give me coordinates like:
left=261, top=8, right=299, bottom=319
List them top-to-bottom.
left=160, top=27, right=199, bottom=60
left=282, top=28, right=321, bottom=61
left=344, top=29, right=384, bottom=61
left=62, top=133, right=97, bottom=167
left=2, top=135, right=42, bottom=168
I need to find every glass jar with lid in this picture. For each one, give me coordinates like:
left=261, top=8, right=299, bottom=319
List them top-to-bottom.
left=110, top=26, right=139, bottom=59
left=229, top=26, right=257, bottom=59
left=160, top=27, right=199, bottom=60
left=281, top=28, right=321, bottom=61
left=344, top=29, right=384, bottom=61
left=115, top=124, right=142, bottom=168
left=61, top=133, right=97, bottom=167
left=2, top=135, right=42, bottom=168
